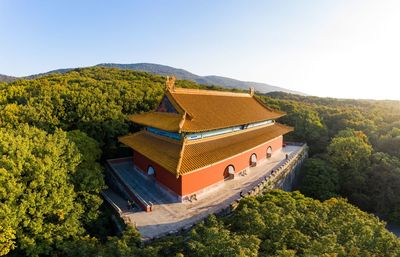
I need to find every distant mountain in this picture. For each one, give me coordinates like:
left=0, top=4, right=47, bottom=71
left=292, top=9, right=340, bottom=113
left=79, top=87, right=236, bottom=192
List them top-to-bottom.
left=1, top=63, right=304, bottom=95
left=96, top=63, right=304, bottom=95
left=97, top=63, right=204, bottom=82
left=23, top=68, right=74, bottom=80
left=0, top=69, right=74, bottom=83
left=0, top=74, right=18, bottom=83
left=202, top=75, right=299, bottom=94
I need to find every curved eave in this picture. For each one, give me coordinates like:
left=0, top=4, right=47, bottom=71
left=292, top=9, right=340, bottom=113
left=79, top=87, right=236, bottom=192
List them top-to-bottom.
left=253, top=95, right=287, bottom=116
left=128, top=112, right=183, bottom=132
left=180, top=113, right=286, bottom=133
left=177, top=122, right=294, bottom=175
left=119, top=123, right=294, bottom=177
left=118, top=131, right=182, bottom=175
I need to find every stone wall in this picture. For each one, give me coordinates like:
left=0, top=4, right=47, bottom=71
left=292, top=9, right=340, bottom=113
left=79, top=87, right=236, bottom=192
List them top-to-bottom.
left=228, top=142, right=307, bottom=210
left=143, top=143, right=308, bottom=242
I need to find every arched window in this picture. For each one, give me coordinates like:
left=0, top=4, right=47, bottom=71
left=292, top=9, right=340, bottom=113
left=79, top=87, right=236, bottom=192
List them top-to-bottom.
left=266, top=146, right=272, bottom=158
left=250, top=153, right=257, bottom=167
left=224, top=165, right=235, bottom=180
left=147, top=166, right=155, bottom=175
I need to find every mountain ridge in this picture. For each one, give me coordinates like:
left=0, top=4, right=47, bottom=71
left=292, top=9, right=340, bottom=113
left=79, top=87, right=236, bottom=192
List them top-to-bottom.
left=0, top=63, right=304, bottom=95
left=0, top=74, right=18, bottom=83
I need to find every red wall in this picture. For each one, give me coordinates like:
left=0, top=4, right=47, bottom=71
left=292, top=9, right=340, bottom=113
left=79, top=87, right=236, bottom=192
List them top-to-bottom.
left=132, top=135, right=283, bottom=197
left=181, top=135, right=283, bottom=196
left=133, top=150, right=182, bottom=195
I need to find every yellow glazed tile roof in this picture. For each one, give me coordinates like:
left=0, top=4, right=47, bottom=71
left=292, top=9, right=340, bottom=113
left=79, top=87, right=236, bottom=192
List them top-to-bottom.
left=129, top=87, right=285, bottom=133
left=171, top=88, right=285, bottom=132
left=129, top=112, right=183, bottom=132
left=119, top=123, right=293, bottom=176
left=180, top=123, right=293, bottom=174
left=119, top=131, right=182, bottom=173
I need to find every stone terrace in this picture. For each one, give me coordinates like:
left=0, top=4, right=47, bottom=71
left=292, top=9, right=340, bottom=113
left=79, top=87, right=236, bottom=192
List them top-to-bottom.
left=103, top=145, right=304, bottom=240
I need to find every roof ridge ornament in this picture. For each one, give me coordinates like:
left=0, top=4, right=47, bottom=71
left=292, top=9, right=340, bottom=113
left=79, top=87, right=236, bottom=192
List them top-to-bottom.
left=166, top=76, right=176, bottom=92
left=249, top=87, right=255, bottom=96
left=178, top=112, right=187, bottom=133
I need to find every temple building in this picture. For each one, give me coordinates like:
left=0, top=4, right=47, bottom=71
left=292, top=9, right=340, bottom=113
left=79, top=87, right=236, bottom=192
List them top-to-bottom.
left=119, top=77, right=294, bottom=201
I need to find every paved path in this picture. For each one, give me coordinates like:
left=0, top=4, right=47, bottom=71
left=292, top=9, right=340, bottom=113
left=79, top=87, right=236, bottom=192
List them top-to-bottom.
left=107, top=145, right=302, bottom=239
left=112, top=160, right=178, bottom=204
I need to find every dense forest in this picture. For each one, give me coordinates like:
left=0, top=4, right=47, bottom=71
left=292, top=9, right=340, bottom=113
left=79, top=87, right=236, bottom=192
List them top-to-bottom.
left=0, top=67, right=399, bottom=256
left=260, top=92, right=400, bottom=225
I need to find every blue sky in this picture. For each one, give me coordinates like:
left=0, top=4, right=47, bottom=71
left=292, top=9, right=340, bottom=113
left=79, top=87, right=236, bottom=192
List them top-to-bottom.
left=1, top=0, right=400, bottom=99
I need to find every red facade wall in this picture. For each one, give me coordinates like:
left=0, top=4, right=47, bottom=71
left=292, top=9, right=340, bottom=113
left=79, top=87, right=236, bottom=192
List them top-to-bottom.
left=132, top=135, right=283, bottom=197
left=181, top=135, right=283, bottom=196
left=133, top=150, right=182, bottom=195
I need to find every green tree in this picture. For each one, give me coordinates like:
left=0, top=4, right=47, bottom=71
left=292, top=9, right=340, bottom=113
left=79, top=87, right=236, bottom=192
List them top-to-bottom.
left=261, top=91, right=400, bottom=230
left=258, top=96, right=328, bottom=154
left=0, top=125, right=84, bottom=256
left=376, top=127, right=400, bottom=158
left=327, top=129, right=372, bottom=171
left=327, top=129, right=373, bottom=205
left=67, top=130, right=106, bottom=230
left=366, top=152, right=400, bottom=224
left=298, top=158, right=339, bottom=200
left=0, top=168, right=19, bottom=255
left=230, top=190, right=400, bottom=256
left=187, top=215, right=260, bottom=257
left=60, top=227, right=156, bottom=257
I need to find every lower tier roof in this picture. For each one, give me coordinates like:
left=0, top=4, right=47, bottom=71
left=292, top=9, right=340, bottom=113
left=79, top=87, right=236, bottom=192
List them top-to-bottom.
left=119, top=123, right=293, bottom=177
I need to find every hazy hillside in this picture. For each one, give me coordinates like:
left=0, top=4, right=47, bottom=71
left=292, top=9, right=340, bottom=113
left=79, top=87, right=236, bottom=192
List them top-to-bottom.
left=0, top=63, right=304, bottom=94
left=97, top=63, right=304, bottom=94
left=97, top=63, right=203, bottom=81
left=23, top=68, right=74, bottom=79
left=0, top=69, right=74, bottom=82
left=0, top=74, right=17, bottom=83
left=202, top=75, right=302, bottom=94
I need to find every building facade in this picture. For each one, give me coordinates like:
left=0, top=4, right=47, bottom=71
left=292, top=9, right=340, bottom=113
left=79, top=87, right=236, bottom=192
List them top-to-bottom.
left=119, top=77, right=293, bottom=200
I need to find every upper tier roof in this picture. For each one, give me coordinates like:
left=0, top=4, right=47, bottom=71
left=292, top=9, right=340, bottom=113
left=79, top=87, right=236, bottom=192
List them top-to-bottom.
left=129, top=87, right=285, bottom=133
left=119, top=122, right=293, bottom=176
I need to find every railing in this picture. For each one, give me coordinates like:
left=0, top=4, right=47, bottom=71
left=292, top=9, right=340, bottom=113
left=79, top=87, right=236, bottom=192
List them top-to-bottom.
left=230, top=143, right=308, bottom=209
left=106, top=160, right=152, bottom=212
left=101, top=191, right=123, bottom=215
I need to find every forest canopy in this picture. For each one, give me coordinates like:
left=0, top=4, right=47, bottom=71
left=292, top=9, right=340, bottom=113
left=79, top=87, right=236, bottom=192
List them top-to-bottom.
left=0, top=67, right=399, bottom=256
left=260, top=92, right=400, bottom=225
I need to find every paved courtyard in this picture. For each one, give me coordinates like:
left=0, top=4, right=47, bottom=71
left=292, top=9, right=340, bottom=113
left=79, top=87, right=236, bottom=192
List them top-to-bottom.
left=105, top=145, right=303, bottom=240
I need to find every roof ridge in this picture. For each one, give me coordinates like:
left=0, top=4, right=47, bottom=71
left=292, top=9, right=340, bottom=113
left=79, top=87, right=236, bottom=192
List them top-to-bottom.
left=172, top=87, right=251, bottom=97
left=164, top=90, right=185, bottom=114
left=165, top=90, right=194, bottom=119
left=253, top=95, right=286, bottom=115
left=130, top=111, right=180, bottom=117
left=175, top=137, right=188, bottom=177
